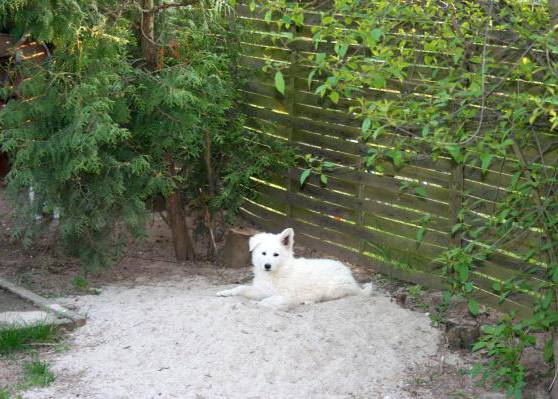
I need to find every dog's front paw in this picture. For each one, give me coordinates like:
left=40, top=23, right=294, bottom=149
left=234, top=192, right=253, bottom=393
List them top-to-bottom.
left=216, top=289, right=235, bottom=297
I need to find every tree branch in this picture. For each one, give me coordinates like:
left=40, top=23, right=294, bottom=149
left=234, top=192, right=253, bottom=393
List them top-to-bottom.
left=143, top=1, right=198, bottom=14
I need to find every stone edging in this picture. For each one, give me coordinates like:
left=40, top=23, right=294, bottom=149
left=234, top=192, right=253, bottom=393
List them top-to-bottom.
left=0, top=276, right=86, bottom=330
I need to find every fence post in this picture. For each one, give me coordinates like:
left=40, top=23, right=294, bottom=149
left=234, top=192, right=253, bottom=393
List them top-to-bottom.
left=285, top=26, right=298, bottom=223
left=356, top=155, right=366, bottom=255
left=448, top=161, right=464, bottom=248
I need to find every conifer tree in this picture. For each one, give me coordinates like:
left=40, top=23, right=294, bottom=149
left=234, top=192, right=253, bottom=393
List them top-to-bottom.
left=0, top=0, right=291, bottom=268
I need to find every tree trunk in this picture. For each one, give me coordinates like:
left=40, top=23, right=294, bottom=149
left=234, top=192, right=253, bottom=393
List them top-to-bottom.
left=140, top=0, right=195, bottom=262
left=141, top=0, right=158, bottom=69
left=204, top=130, right=217, bottom=259
left=204, top=130, right=216, bottom=198
left=166, top=190, right=196, bottom=262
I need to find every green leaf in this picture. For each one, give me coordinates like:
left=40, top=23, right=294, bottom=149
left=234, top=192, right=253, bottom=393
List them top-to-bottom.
left=264, top=11, right=272, bottom=22
left=370, top=28, right=383, bottom=43
left=335, top=43, right=349, bottom=59
left=452, top=48, right=464, bottom=64
left=307, top=69, right=317, bottom=90
left=275, top=71, right=285, bottom=95
left=371, top=75, right=386, bottom=88
left=315, top=84, right=327, bottom=97
left=329, top=91, right=340, bottom=104
left=361, top=118, right=372, bottom=135
left=446, top=145, right=462, bottom=162
left=386, top=150, right=403, bottom=168
left=480, top=152, right=492, bottom=174
left=300, top=169, right=311, bottom=187
left=320, top=173, right=328, bottom=185
left=399, top=181, right=410, bottom=193
left=414, top=186, right=427, bottom=198
left=451, top=223, right=463, bottom=234
left=416, top=227, right=425, bottom=243
left=458, top=265, right=469, bottom=282
left=541, top=291, right=552, bottom=310
left=468, top=299, right=480, bottom=316
left=544, top=339, right=554, bottom=363
left=472, top=341, right=486, bottom=352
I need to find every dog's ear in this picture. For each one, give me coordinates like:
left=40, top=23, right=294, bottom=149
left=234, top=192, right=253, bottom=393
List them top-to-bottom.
left=279, top=228, right=294, bottom=250
left=249, top=233, right=266, bottom=252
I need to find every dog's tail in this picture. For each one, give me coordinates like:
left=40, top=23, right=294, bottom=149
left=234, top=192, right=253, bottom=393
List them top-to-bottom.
left=360, top=282, right=373, bottom=296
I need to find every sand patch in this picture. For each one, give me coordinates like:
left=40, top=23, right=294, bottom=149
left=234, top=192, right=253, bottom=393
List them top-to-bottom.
left=22, top=276, right=441, bottom=399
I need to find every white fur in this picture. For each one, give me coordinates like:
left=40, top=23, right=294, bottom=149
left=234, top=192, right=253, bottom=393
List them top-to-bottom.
left=216, top=228, right=371, bottom=309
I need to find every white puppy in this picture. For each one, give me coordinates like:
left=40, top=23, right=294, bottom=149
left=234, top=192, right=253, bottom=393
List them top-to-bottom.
left=216, top=228, right=371, bottom=309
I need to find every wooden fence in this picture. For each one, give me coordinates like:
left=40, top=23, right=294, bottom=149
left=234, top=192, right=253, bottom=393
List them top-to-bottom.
left=235, top=4, right=556, bottom=315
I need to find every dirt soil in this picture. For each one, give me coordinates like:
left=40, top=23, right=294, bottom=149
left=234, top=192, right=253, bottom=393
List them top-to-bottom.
left=0, top=187, right=550, bottom=398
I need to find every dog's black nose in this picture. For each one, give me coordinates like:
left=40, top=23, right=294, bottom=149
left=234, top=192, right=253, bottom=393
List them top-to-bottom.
left=264, top=263, right=271, bottom=270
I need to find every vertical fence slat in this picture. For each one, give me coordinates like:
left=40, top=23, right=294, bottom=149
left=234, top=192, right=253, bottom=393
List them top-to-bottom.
left=285, top=27, right=298, bottom=223
left=356, top=152, right=366, bottom=254
left=449, top=161, right=464, bottom=248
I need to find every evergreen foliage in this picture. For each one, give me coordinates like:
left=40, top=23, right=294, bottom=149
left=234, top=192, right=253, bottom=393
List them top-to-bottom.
left=0, top=0, right=292, bottom=269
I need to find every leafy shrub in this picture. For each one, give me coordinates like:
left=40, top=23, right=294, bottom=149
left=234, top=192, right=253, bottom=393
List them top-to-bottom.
left=0, top=0, right=293, bottom=268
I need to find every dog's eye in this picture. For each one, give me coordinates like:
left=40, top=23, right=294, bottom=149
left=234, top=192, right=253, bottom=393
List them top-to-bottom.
left=262, top=252, right=266, bottom=255
left=273, top=253, right=279, bottom=257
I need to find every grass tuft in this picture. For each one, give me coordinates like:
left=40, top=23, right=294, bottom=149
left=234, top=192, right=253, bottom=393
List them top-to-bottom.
left=71, top=276, right=89, bottom=290
left=0, top=322, right=59, bottom=355
left=22, top=359, right=55, bottom=388
left=0, top=387, right=22, bottom=399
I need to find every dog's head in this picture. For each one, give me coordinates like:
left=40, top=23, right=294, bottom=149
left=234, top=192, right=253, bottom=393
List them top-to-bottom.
left=248, top=228, right=294, bottom=273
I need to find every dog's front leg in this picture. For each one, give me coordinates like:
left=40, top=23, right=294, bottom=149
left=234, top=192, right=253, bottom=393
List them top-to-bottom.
left=216, top=285, right=269, bottom=300
left=258, top=295, right=291, bottom=310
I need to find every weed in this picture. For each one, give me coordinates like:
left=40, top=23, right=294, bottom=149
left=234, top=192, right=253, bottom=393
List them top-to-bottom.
left=72, top=276, right=89, bottom=290
left=408, top=284, right=423, bottom=299
left=429, top=291, right=451, bottom=328
left=0, top=323, right=59, bottom=355
left=22, top=359, right=55, bottom=388
left=0, top=387, right=22, bottom=399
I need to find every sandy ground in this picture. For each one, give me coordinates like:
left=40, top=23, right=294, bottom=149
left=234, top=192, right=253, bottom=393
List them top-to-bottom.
left=21, top=275, right=441, bottom=399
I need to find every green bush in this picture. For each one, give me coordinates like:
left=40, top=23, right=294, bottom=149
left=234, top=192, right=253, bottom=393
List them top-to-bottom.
left=0, top=0, right=293, bottom=268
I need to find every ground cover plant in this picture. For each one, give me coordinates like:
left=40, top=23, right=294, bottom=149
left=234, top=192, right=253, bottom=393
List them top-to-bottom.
left=0, top=321, right=60, bottom=398
left=0, top=323, right=59, bottom=356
